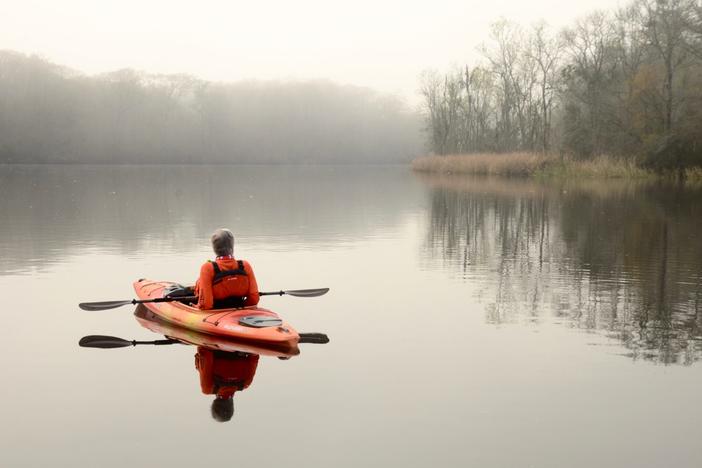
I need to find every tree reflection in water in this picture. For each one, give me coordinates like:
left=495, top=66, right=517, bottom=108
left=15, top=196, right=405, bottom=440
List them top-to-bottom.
left=420, top=174, right=702, bottom=365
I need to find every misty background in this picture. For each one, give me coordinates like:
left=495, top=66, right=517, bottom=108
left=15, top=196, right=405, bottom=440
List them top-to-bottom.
left=0, top=0, right=624, bottom=165
left=1, top=1, right=616, bottom=97
left=0, top=51, right=421, bottom=163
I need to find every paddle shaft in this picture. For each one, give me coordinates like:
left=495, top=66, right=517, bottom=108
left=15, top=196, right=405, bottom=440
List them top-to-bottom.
left=80, top=287, right=328, bottom=310
left=139, top=289, right=325, bottom=299
left=136, top=296, right=197, bottom=305
left=133, top=339, right=179, bottom=345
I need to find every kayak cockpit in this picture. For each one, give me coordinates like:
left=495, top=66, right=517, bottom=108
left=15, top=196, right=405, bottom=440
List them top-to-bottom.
left=162, top=283, right=195, bottom=302
left=163, top=283, right=250, bottom=309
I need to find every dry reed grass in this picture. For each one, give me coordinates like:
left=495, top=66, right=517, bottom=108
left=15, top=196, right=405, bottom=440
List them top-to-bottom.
left=412, top=152, right=548, bottom=176
left=412, top=152, right=658, bottom=179
left=684, top=166, right=702, bottom=180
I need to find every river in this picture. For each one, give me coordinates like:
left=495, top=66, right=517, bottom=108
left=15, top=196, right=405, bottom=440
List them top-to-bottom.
left=1, top=165, right=700, bottom=467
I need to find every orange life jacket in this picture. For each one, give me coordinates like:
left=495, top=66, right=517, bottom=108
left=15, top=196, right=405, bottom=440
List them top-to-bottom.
left=195, top=257, right=259, bottom=310
left=210, top=260, right=250, bottom=308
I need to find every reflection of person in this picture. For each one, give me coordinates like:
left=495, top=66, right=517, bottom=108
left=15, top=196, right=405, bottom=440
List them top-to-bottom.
left=194, top=228, right=259, bottom=310
left=194, top=346, right=260, bottom=422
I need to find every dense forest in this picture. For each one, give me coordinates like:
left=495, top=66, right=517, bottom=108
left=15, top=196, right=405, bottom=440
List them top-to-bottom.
left=421, top=0, right=702, bottom=171
left=0, top=51, right=422, bottom=164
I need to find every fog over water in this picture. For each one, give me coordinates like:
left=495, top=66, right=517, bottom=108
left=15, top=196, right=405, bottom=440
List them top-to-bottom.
left=0, top=165, right=417, bottom=272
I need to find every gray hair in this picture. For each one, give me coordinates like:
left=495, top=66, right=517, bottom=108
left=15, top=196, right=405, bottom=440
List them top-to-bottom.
left=211, top=228, right=234, bottom=257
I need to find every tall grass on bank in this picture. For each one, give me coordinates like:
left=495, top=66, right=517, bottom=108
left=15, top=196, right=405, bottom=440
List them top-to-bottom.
left=412, top=152, right=548, bottom=176
left=412, top=153, right=658, bottom=179
left=540, top=155, right=653, bottom=179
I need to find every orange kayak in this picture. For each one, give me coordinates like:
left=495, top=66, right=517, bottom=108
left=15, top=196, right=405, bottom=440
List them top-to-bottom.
left=133, top=279, right=299, bottom=348
left=133, top=305, right=300, bottom=357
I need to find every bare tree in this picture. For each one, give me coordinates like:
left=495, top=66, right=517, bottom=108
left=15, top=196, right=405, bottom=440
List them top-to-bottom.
left=642, top=0, right=697, bottom=132
left=561, top=11, right=619, bottom=156
left=528, top=22, right=563, bottom=152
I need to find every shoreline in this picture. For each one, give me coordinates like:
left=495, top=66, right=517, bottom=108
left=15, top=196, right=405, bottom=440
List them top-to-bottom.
left=412, top=153, right=702, bottom=180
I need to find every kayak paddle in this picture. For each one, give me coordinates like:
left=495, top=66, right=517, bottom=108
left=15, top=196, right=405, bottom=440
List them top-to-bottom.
left=79, top=288, right=329, bottom=311
left=259, top=288, right=329, bottom=297
left=78, top=296, right=198, bottom=311
left=78, top=332, right=329, bottom=348
left=298, top=332, right=330, bottom=344
left=78, top=335, right=180, bottom=348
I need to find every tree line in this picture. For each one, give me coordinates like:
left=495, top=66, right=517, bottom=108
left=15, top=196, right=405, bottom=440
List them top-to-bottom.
left=421, top=0, right=702, bottom=171
left=0, top=51, right=422, bottom=164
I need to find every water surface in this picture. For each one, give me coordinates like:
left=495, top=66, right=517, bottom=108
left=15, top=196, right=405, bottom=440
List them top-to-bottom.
left=1, top=165, right=700, bottom=468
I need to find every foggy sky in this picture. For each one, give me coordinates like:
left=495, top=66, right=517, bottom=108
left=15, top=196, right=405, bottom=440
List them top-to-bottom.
left=2, top=0, right=623, bottom=100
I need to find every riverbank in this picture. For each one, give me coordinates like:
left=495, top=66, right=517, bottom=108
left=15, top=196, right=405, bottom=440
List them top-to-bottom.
left=412, top=153, right=702, bottom=180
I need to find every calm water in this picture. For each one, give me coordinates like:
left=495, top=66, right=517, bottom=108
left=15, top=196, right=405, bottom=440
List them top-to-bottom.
left=1, top=165, right=701, bottom=468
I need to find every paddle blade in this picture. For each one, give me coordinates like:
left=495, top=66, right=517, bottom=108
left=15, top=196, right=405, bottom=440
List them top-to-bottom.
left=284, top=288, right=329, bottom=298
left=79, top=300, right=133, bottom=311
left=298, top=333, right=330, bottom=344
left=79, top=335, right=134, bottom=348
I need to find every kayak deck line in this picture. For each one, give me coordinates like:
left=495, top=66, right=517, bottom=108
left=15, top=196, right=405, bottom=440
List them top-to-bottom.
left=139, top=279, right=158, bottom=296
left=201, top=309, right=232, bottom=324
left=208, top=310, right=238, bottom=326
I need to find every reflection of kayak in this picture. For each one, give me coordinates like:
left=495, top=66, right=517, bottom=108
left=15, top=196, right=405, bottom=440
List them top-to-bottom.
left=133, top=279, right=299, bottom=347
left=134, top=305, right=300, bottom=357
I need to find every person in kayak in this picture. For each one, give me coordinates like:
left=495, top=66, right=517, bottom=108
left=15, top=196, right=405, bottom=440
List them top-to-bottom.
left=195, top=228, right=260, bottom=310
left=194, top=346, right=260, bottom=422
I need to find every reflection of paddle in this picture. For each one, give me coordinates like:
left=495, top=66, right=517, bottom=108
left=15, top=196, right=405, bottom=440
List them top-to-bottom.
left=79, top=288, right=329, bottom=311
left=79, top=332, right=329, bottom=348
left=78, top=335, right=180, bottom=348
